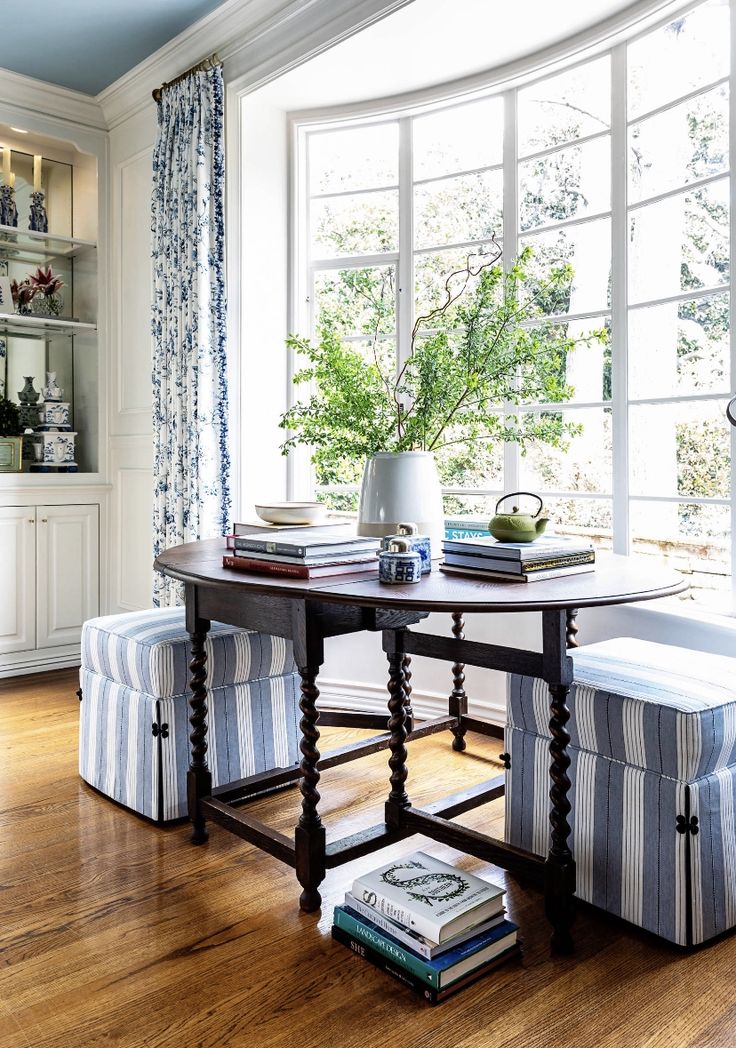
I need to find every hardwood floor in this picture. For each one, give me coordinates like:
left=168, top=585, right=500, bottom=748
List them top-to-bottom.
left=2, top=670, right=736, bottom=1048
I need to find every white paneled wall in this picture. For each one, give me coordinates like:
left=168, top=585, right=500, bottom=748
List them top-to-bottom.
left=108, top=107, right=158, bottom=613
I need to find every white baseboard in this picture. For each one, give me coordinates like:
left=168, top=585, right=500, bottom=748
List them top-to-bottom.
left=0, top=647, right=81, bottom=678
left=317, top=676, right=506, bottom=728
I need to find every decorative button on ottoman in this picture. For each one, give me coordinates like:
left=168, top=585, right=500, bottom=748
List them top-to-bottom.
left=78, top=609, right=301, bottom=823
left=504, top=637, right=736, bottom=946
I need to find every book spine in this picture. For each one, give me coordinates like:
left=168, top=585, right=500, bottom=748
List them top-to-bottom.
left=233, top=538, right=307, bottom=556
left=222, top=555, right=308, bottom=578
left=350, top=882, right=439, bottom=941
left=345, top=896, right=433, bottom=959
left=334, top=908, right=437, bottom=984
left=331, top=926, right=443, bottom=1004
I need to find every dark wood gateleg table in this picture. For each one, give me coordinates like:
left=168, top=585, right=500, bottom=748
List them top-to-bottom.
left=155, top=540, right=684, bottom=954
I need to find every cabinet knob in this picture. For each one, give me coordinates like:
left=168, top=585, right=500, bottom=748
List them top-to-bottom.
left=27, top=518, right=34, bottom=525
left=41, top=518, right=48, bottom=523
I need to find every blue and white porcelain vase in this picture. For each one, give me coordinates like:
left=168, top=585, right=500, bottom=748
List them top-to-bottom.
left=381, top=522, right=431, bottom=574
left=379, top=538, right=422, bottom=585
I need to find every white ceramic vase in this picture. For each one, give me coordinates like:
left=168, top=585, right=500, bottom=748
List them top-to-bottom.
left=357, top=451, right=445, bottom=556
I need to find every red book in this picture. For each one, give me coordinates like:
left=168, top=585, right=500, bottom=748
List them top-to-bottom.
left=222, top=555, right=378, bottom=579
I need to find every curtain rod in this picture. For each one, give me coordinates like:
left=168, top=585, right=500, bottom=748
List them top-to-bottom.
left=152, top=52, right=222, bottom=103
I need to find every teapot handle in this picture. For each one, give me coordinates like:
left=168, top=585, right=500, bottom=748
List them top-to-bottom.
left=494, top=491, right=544, bottom=518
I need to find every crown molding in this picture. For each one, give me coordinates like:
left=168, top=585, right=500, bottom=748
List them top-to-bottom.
left=97, top=0, right=411, bottom=130
left=0, top=67, right=106, bottom=133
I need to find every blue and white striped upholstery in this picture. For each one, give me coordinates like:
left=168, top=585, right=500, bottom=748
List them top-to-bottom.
left=78, top=609, right=301, bottom=823
left=81, top=609, right=296, bottom=697
left=505, top=638, right=736, bottom=946
left=79, top=667, right=301, bottom=821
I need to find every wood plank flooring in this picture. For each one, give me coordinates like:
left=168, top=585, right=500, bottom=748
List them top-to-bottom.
left=2, top=669, right=736, bottom=1047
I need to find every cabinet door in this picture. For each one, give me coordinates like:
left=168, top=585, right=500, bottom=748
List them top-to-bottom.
left=36, top=504, right=99, bottom=649
left=0, top=507, right=36, bottom=654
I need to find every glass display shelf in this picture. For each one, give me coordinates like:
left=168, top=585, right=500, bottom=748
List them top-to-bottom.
left=0, top=225, right=97, bottom=264
left=0, top=313, right=97, bottom=339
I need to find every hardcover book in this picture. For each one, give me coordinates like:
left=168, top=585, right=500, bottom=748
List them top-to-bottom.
left=233, top=530, right=379, bottom=559
left=442, top=535, right=593, bottom=560
left=442, top=550, right=595, bottom=574
left=222, top=555, right=378, bottom=579
left=439, top=562, right=595, bottom=583
left=351, top=851, right=505, bottom=943
left=343, top=891, right=506, bottom=959
left=334, top=906, right=519, bottom=987
left=331, top=925, right=521, bottom=1005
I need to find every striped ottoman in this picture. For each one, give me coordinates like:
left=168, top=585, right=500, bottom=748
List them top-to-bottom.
left=78, top=608, right=301, bottom=822
left=505, top=637, right=736, bottom=946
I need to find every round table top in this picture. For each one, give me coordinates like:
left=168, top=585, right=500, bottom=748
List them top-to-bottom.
left=155, top=538, right=687, bottom=614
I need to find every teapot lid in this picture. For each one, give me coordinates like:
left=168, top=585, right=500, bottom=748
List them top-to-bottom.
left=494, top=491, right=544, bottom=518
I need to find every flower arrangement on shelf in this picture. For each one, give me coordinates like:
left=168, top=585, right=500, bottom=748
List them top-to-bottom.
left=29, top=266, right=64, bottom=317
left=10, top=278, right=36, bottom=315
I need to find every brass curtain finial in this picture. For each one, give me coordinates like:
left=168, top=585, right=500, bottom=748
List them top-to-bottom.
left=152, top=52, right=222, bottom=103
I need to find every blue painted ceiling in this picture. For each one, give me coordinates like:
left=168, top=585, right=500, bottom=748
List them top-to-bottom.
left=0, top=0, right=231, bottom=96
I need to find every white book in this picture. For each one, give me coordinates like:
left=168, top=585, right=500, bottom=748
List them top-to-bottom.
left=442, top=534, right=593, bottom=560
left=351, top=851, right=505, bottom=943
left=344, top=892, right=506, bottom=959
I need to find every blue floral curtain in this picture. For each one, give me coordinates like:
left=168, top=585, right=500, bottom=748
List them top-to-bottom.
left=151, top=65, right=231, bottom=606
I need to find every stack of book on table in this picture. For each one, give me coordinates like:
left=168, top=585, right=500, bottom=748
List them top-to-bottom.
left=222, top=528, right=380, bottom=579
left=440, top=534, right=595, bottom=583
left=332, top=851, right=520, bottom=1004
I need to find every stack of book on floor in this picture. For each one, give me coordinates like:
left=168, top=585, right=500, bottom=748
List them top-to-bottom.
left=222, top=528, right=380, bottom=579
left=440, top=534, right=595, bottom=583
left=332, top=851, right=520, bottom=1004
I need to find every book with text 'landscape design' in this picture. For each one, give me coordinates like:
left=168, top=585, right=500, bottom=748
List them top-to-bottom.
left=351, top=851, right=505, bottom=943
left=334, top=906, right=519, bottom=988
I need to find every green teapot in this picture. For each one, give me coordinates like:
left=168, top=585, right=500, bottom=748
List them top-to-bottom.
left=489, top=491, right=550, bottom=543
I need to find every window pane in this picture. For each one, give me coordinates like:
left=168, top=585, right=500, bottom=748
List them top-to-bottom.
left=628, top=0, right=730, bottom=120
left=518, top=57, right=610, bottom=155
left=629, top=84, right=728, bottom=203
left=413, top=97, right=503, bottom=181
left=309, top=123, right=398, bottom=194
left=519, top=136, right=610, bottom=231
left=414, top=168, right=503, bottom=250
left=628, top=179, right=728, bottom=304
left=311, top=190, right=398, bottom=259
left=519, top=218, right=611, bottom=317
left=414, top=244, right=502, bottom=330
left=314, top=266, right=396, bottom=337
left=629, top=293, right=730, bottom=399
left=521, top=318, right=611, bottom=403
left=629, top=399, right=730, bottom=498
left=518, top=408, right=612, bottom=494
left=435, top=439, right=504, bottom=503
left=316, top=489, right=360, bottom=513
left=444, top=495, right=498, bottom=524
left=537, top=497, right=612, bottom=543
left=630, top=500, right=731, bottom=613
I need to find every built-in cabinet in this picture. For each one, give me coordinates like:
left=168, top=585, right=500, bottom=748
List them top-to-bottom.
left=0, top=503, right=99, bottom=657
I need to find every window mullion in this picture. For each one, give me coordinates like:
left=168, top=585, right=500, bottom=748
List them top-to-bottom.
left=730, top=0, right=736, bottom=602
left=611, top=43, right=630, bottom=556
left=503, top=87, right=520, bottom=496
left=397, top=116, right=414, bottom=379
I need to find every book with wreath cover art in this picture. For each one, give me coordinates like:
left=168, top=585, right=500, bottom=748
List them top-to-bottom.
left=351, top=851, right=505, bottom=943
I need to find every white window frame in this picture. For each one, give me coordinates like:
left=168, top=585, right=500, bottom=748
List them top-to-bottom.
left=288, top=0, right=736, bottom=611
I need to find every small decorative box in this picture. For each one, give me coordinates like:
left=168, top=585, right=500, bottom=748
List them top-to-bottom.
left=37, top=401, right=71, bottom=430
left=28, top=431, right=77, bottom=467
left=381, top=521, right=431, bottom=574
left=379, top=538, right=422, bottom=584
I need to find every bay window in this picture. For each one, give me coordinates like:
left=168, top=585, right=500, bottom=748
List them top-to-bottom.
left=293, top=0, right=733, bottom=613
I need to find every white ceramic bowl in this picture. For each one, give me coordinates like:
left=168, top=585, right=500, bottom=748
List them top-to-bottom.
left=255, top=502, right=329, bottom=525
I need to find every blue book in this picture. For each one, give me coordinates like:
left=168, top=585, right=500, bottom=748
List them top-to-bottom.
left=334, top=905, right=519, bottom=990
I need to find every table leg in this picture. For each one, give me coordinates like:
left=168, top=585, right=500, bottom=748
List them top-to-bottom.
left=566, top=609, right=580, bottom=649
left=448, top=611, right=468, bottom=752
left=187, top=623, right=212, bottom=845
left=385, top=632, right=411, bottom=826
left=402, top=654, right=414, bottom=734
left=295, top=664, right=326, bottom=912
left=545, top=681, right=576, bottom=954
